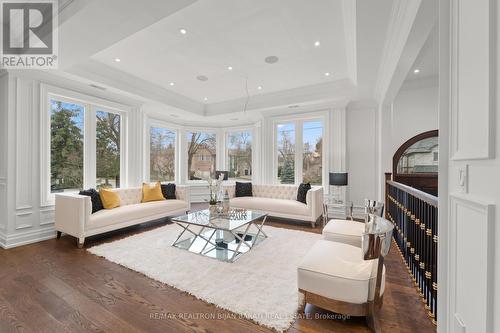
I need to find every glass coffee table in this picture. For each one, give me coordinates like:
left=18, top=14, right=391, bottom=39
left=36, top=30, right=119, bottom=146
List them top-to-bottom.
left=171, top=209, right=268, bottom=262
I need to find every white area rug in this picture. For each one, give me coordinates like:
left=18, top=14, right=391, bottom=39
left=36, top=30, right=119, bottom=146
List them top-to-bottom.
left=88, top=224, right=321, bottom=332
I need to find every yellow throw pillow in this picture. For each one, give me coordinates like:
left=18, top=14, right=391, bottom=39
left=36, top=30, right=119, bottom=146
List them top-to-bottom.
left=142, top=182, right=165, bottom=203
left=99, top=189, right=121, bottom=209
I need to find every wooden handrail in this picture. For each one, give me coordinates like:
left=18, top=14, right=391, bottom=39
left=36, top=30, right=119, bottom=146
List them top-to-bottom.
left=386, top=180, right=437, bottom=207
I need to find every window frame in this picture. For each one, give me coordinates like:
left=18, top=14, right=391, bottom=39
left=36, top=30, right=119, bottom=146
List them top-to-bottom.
left=40, top=84, right=129, bottom=206
left=272, top=112, right=328, bottom=188
left=145, top=120, right=179, bottom=184
left=225, top=127, right=254, bottom=182
left=185, top=128, right=218, bottom=183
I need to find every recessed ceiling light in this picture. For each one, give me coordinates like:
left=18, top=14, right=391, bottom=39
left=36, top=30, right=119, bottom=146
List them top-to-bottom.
left=179, top=28, right=187, bottom=35
left=314, top=41, right=321, bottom=47
left=265, top=56, right=279, bottom=64
left=114, top=58, right=121, bottom=62
left=227, top=66, right=233, bottom=70
left=414, top=69, right=420, bottom=74
left=324, top=72, right=330, bottom=76
left=197, top=75, right=208, bottom=81
left=169, top=82, right=175, bottom=86
left=257, top=86, right=263, bottom=90
left=203, top=97, right=208, bottom=101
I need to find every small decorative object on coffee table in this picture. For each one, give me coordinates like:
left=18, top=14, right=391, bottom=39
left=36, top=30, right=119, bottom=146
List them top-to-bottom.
left=171, top=209, right=268, bottom=262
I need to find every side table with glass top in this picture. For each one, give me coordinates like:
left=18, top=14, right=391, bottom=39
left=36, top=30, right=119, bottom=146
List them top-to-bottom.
left=322, top=196, right=366, bottom=226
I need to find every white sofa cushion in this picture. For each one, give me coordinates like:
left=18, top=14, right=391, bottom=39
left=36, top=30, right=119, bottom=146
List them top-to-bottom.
left=230, top=197, right=309, bottom=217
left=88, top=200, right=187, bottom=229
left=323, top=219, right=365, bottom=247
left=298, top=240, right=385, bottom=304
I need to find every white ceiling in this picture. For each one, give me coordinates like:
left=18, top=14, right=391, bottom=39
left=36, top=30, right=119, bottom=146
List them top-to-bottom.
left=51, top=0, right=438, bottom=124
left=91, top=0, right=348, bottom=104
left=406, top=24, right=438, bottom=82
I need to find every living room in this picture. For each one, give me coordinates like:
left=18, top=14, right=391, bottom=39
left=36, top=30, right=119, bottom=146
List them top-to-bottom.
left=1, top=0, right=499, bottom=332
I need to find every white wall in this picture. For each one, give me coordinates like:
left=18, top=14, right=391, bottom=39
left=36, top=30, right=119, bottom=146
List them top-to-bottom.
left=0, top=69, right=379, bottom=247
left=0, top=71, right=143, bottom=248
left=0, top=72, right=8, bottom=243
left=378, top=77, right=439, bottom=193
left=391, top=77, right=439, bottom=154
left=346, top=107, right=377, bottom=204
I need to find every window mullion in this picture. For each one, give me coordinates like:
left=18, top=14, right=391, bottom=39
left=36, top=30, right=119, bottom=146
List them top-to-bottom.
left=85, top=104, right=96, bottom=189
left=295, top=120, right=303, bottom=185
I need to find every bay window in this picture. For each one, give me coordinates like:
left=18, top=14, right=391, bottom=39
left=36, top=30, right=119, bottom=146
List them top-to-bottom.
left=149, top=127, right=176, bottom=182
left=187, top=131, right=216, bottom=180
left=227, top=131, right=252, bottom=181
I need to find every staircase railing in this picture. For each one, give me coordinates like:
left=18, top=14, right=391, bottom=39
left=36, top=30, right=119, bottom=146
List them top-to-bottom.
left=385, top=173, right=438, bottom=325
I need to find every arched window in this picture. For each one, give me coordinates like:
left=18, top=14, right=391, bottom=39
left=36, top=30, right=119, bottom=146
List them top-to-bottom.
left=393, top=130, right=438, bottom=195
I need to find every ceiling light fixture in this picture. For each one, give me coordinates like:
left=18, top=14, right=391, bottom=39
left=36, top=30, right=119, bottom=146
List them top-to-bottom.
left=179, top=28, right=187, bottom=35
left=314, top=41, right=321, bottom=47
left=265, top=56, right=279, bottom=64
left=114, top=58, right=121, bottom=62
left=227, top=66, right=233, bottom=70
left=414, top=69, right=420, bottom=74
left=324, top=72, right=330, bottom=76
left=169, top=82, right=175, bottom=86
left=257, top=86, right=263, bottom=90
left=204, top=97, right=208, bottom=101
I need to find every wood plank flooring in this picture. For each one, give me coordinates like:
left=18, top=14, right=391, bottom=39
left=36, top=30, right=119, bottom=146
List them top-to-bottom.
left=0, top=204, right=436, bottom=333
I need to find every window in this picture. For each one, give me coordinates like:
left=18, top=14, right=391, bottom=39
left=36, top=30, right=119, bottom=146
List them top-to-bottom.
left=43, top=85, right=128, bottom=205
left=50, top=99, right=85, bottom=193
left=96, top=110, right=121, bottom=189
left=275, top=119, right=324, bottom=185
left=302, top=120, right=323, bottom=185
left=277, top=123, right=295, bottom=184
left=150, top=127, right=176, bottom=182
left=187, top=131, right=216, bottom=180
left=227, top=131, right=252, bottom=181
left=396, top=136, right=439, bottom=174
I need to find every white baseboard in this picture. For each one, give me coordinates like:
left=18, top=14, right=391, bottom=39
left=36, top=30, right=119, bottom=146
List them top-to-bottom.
left=0, top=226, right=56, bottom=249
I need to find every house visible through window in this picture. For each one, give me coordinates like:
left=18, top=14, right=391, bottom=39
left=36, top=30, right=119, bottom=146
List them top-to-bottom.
left=187, top=131, right=216, bottom=180
left=227, top=131, right=252, bottom=181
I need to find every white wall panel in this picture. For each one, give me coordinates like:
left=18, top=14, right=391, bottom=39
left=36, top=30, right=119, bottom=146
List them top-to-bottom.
left=450, top=0, right=495, bottom=160
left=15, top=78, right=34, bottom=210
left=346, top=108, right=377, bottom=204
left=449, top=195, right=494, bottom=333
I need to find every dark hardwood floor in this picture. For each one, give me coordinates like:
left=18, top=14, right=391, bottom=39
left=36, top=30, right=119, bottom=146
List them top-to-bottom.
left=0, top=204, right=436, bottom=333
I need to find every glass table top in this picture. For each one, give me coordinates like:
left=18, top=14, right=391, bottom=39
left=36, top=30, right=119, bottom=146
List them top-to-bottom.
left=172, top=209, right=267, bottom=231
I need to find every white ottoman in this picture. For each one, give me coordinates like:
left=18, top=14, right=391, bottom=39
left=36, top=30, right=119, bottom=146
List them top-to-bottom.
left=322, top=219, right=365, bottom=247
left=297, top=240, right=385, bottom=315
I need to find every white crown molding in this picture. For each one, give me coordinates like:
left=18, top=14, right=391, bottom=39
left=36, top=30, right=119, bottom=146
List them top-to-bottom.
left=373, top=0, right=422, bottom=103
left=64, top=60, right=205, bottom=115
left=7, top=68, right=143, bottom=108
left=204, top=79, right=355, bottom=116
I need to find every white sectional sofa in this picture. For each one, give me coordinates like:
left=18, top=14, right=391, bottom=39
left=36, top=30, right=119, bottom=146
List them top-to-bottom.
left=223, top=184, right=323, bottom=227
left=55, top=186, right=190, bottom=247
